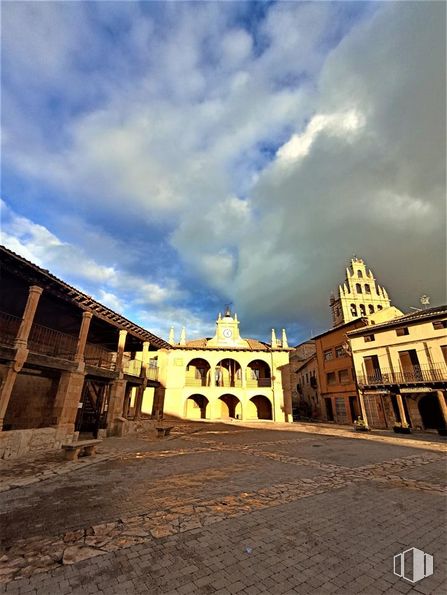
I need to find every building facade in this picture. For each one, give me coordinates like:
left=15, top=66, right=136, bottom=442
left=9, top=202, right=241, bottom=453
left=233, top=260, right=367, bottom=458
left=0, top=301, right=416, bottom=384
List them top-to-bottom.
left=0, top=246, right=168, bottom=459
left=330, top=257, right=392, bottom=327
left=348, top=305, right=447, bottom=431
left=157, top=308, right=292, bottom=422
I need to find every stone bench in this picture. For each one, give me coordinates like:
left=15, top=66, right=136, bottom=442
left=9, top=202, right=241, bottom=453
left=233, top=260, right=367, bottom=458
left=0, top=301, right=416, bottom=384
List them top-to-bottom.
left=155, top=426, right=174, bottom=439
left=61, top=439, right=102, bottom=461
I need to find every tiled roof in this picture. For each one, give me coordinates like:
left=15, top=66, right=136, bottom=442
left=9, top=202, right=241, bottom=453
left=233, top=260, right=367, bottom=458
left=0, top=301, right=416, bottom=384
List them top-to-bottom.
left=0, top=244, right=170, bottom=349
left=348, top=304, right=447, bottom=336
left=181, top=337, right=271, bottom=351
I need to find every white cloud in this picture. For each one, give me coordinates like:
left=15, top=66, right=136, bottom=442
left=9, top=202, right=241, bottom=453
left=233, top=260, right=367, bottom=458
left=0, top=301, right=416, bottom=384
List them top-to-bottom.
left=2, top=2, right=445, bottom=339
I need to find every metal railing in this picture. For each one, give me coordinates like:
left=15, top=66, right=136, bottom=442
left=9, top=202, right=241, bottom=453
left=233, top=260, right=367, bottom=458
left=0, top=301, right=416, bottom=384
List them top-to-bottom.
left=0, top=312, right=22, bottom=347
left=357, top=363, right=447, bottom=387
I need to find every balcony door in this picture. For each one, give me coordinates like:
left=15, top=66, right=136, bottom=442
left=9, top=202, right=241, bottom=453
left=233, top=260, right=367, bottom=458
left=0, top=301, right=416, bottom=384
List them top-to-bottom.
left=399, top=350, right=422, bottom=381
left=363, top=355, right=381, bottom=383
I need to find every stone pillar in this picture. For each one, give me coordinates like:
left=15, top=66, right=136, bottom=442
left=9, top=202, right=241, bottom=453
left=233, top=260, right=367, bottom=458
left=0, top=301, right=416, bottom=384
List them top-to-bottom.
left=0, top=285, right=43, bottom=430
left=14, top=285, right=43, bottom=348
left=74, top=311, right=93, bottom=368
left=241, top=365, right=247, bottom=388
left=52, top=370, right=86, bottom=434
left=106, top=379, right=127, bottom=435
left=358, top=390, right=369, bottom=428
left=436, top=391, right=447, bottom=427
left=396, top=393, right=409, bottom=427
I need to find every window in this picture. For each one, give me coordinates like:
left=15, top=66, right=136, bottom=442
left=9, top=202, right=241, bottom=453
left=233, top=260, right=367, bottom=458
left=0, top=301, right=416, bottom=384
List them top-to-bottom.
left=357, top=270, right=363, bottom=278
left=356, top=283, right=362, bottom=294
left=365, top=284, right=371, bottom=294
left=350, top=304, right=357, bottom=316
left=359, top=304, right=366, bottom=316
left=368, top=305, right=374, bottom=314
left=377, top=305, right=383, bottom=311
left=433, top=321, right=447, bottom=330
left=396, top=327, right=409, bottom=336
left=364, top=334, right=375, bottom=342
left=335, top=345, right=345, bottom=358
left=442, top=346, right=447, bottom=365
left=324, top=349, right=334, bottom=361
left=339, top=369, right=349, bottom=384
left=326, top=372, right=336, bottom=385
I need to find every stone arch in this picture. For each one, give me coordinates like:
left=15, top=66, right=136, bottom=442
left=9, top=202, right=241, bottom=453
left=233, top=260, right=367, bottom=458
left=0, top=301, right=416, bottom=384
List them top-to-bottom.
left=185, top=358, right=211, bottom=387
left=215, top=358, right=242, bottom=387
left=246, top=359, right=271, bottom=387
left=418, top=393, right=445, bottom=429
left=185, top=394, right=209, bottom=419
left=218, top=394, right=242, bottom=419
left=247, top=395, right=273, bottom=420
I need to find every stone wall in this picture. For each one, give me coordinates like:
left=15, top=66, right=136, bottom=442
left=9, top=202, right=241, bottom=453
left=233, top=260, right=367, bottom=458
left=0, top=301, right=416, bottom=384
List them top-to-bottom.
left=4, top=370, right=60, bottom=430
left=114, top=417, right=158, bottom=437
left=0, top=426, right=76, bottom=459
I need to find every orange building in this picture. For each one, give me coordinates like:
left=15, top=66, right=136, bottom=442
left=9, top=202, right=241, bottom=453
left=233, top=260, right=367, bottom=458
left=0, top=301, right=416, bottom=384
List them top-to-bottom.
left=314, top=319, right=367, bottom=424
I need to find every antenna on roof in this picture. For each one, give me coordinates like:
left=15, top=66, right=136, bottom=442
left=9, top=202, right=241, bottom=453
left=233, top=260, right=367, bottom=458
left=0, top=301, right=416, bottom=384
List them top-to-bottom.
left=420, top=295, right=430, bottom=309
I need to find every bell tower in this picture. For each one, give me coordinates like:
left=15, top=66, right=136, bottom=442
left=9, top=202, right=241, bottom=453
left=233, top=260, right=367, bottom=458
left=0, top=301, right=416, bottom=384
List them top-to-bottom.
left=330, top=257, right=392, bottom=327
left=207, top=305, right=247, bottom=347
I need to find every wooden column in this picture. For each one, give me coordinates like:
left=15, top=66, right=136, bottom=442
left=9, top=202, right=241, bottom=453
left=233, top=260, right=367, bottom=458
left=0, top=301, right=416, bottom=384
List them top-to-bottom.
left=0, top=285, right=43, bottom=430
left=14, top=285, right=43, bottom=348
left=74, top=311, right=93, bottom=367
left=115, top=329, right=127, bottom=372
left=134, top=342, right=150, bottom=419
left=358, top=390, right=369, bottom=428
left=436, top=391, right=447, bottom=427
left=396, top=393, right=409, bottom=427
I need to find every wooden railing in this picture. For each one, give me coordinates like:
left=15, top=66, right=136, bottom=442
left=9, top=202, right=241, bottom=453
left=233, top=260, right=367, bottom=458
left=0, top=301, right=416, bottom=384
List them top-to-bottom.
left=0, top=312, right=22, bottom=347
left=27, top=323, right=78, bottom=359
left=84, top=343, right=116, bottom=370
left=357, top=364, right=447, bottom=387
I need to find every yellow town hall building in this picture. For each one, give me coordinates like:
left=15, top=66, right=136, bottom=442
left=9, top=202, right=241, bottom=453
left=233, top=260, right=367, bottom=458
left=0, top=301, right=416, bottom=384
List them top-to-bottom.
left=156, top=307, right=292, bottom=422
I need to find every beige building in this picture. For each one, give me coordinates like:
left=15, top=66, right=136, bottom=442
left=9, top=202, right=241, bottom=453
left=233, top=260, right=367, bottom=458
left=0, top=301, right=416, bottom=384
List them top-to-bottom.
left=330, top=257, right=391, bottom=327
left=348, top=305, right=447, bottom=431
left=156, top=308, right=292, bottom=422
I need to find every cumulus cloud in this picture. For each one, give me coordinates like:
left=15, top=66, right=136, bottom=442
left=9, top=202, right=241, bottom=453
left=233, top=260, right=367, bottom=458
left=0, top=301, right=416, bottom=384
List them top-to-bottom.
left=1, top=1, right=445, bottom=342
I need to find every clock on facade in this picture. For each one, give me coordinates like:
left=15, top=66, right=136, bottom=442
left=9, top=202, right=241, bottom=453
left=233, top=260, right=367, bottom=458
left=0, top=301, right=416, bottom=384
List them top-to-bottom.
left=222, top=328, right=233, bottom=338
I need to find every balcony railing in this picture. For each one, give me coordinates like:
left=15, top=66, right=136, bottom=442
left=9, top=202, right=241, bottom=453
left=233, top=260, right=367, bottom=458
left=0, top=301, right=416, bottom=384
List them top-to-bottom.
left=0, top=312, right=22, bottom=347
left=27, top=323, right=78, bottom=359
left=84, top=343, right=116, bottom=370
left=123, top=358, right=159, bottom=381
left=357, top=364, right=447, bottom=387
left=185, top=377, right=210, bottom=387
left=246, top=378, right=272, bottom=388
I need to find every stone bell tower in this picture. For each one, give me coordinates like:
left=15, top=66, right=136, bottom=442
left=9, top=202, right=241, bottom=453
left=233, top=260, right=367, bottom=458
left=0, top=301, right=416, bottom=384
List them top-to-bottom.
left=330, top=257, right=392, bottom=327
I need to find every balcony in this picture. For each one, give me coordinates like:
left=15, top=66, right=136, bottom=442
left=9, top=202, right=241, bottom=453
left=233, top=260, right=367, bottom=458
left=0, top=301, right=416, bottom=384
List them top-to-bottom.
left=0, top=312, right=22, bottom=347
left=123, top=357, right=159, bottom=381
left=357, top=364, right=447, bottom=388
left=185, top=377, right=210, bottom=387
left=246, top=378, right=272, bottom=388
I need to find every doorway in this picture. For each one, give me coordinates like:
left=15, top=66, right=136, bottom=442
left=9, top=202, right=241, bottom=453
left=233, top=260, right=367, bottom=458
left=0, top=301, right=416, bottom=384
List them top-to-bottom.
left=325, top=398, right=334, bottom=421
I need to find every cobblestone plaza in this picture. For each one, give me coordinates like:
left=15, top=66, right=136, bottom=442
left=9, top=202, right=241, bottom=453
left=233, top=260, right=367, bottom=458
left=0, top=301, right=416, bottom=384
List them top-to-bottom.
left=1, top=422, right=446, bottom=594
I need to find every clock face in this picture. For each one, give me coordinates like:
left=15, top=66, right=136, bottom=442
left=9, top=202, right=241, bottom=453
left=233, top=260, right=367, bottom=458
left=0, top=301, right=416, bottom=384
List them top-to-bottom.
left=222, top=328, right=233, bottom=338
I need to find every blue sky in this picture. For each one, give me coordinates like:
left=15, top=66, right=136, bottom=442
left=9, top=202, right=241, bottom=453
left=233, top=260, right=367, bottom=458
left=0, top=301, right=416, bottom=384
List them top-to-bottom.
left=1, top=1, right=445, bottom=344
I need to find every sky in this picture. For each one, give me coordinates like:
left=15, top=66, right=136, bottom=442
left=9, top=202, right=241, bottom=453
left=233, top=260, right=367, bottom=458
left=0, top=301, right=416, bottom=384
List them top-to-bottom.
left=1, top=1, right=446, bottom=345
